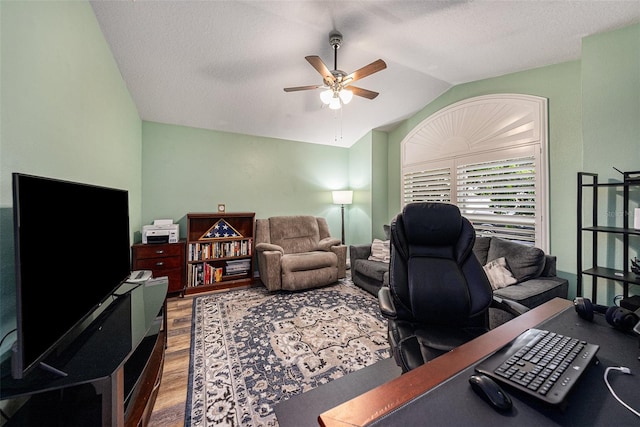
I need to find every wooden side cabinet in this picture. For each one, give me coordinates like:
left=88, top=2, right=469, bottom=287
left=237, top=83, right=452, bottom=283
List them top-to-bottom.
left=132, top=240, right=186, bottom=295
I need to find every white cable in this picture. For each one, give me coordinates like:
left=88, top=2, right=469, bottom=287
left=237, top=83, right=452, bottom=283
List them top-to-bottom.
left=604, top=367, right=640, bottom=418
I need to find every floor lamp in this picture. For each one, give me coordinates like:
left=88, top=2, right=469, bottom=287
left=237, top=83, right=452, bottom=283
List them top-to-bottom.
left=332, top=190, right=353, bottom=245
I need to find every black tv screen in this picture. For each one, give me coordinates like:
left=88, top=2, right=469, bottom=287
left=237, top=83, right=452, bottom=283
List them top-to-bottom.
left=11, top=173, right=131, bottom=379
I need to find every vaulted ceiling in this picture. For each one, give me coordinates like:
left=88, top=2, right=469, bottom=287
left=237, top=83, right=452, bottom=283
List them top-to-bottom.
left=90, top=1, right=640, bottom=147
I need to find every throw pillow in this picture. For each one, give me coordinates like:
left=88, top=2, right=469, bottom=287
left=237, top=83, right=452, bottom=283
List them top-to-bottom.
left=473, top=236, right=491, bottom=265
left=486, top=238, right=545, bottom=282
left=368, top=239, right=390, bottom=263
left=483, top=257, right=517, bottom=290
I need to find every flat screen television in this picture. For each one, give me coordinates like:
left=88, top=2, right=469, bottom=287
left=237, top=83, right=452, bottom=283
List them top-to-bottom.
left=11, top=173, right=131, bottom=379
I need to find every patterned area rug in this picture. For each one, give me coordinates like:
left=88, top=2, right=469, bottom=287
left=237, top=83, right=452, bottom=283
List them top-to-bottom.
left=185, top=279, right=390, bottom=426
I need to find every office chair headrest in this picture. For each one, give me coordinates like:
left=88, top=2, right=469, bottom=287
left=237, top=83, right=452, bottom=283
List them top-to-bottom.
left=402, top=203, right=462, bottom=246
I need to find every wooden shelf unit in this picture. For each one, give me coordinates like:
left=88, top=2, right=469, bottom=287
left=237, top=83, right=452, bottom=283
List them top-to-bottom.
left=577, top=171, right=640, bottom=303
left=185, top=212, right=255, bottom=294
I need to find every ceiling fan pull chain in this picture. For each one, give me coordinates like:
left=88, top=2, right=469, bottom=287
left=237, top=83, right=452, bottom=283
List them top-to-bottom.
left=333, top=107, right=343, bottom=144
left=340, top=107, right=343, bottom=143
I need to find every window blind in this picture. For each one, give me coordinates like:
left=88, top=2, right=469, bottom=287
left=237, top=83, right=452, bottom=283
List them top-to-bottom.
left=402, top=156, right=537, bottom=245
left=457, top=156, right=536, bottom=244
left=402, top=167, right=451, bottom=205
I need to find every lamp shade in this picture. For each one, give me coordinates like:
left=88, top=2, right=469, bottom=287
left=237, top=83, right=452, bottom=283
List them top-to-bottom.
left=320, top=89, right=333, bottom=105
left=339, top=89, right=353, bottom=104
left=329, top=96, right=341, bottom=110
left=332, top=190, right=353, bottom=205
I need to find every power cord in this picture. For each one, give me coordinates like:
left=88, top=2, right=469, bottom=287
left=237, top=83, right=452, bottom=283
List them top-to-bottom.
left=613, top=295, right=624, bottom=306
left=0, top=328, right=17, bottom=348
left=604, top=367, right=640, bottom=418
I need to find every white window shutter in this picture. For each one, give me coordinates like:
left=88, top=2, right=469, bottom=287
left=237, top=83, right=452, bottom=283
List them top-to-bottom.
left=400, top=94, right=548, bottom=250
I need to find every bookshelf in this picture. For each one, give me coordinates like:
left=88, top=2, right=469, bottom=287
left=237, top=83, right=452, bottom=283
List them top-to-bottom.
left=185, top=212, right=255, bottom=294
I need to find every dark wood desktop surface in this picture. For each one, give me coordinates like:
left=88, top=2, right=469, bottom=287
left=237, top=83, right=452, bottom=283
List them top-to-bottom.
left=318, top=297, right=574, bottom=427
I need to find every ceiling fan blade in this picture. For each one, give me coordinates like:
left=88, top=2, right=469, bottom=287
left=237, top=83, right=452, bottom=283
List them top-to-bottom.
left=305, top=55, right=335, bottom=85
left=346, top=59, right=387, bottom=84
left=284, top=85, right=323, bottom=92
left=349, top=86, right=379, bottom=100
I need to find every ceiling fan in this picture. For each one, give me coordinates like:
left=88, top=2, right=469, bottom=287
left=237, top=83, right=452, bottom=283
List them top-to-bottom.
left=284, top=31, right=387, bottom=110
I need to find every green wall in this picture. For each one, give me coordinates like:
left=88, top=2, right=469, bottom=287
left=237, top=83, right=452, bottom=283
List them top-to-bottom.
left=0, top=1, right=141, bottom=357
left=581, top=24, right=640, bottom=303
left=582, top=24, right=640, bottom=177
left=141, top=121, right=350, bottom=243
left=345, top=129, right=389, bottom=246
left=371, top=130, right=389, bottom=239
left=348, top=131, right=373, bottom=246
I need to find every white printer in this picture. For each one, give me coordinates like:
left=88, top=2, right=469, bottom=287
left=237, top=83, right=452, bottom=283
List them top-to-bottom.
left=142, top=219, right=179, bottom=244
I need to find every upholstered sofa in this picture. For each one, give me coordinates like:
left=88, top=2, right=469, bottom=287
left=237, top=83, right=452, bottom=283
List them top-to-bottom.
left=255, top=215, right=347, bottom=291
left=350, top=225, right=391, bottom=296
left=351, top=232, right=568, bottom=321
left=473, top=236, right=569, bottom=310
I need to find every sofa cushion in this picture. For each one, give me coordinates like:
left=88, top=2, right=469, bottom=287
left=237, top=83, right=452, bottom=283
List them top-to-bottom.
left=268, top=216, right=320, bottom=254
left=384, top=224, right=391, bottom=240
left=472, top=236, right=491, bottom=265
left=487, top=238, right=545, bottom=282
left=368, top=239, right=390, bottom=263
left=483, top=257, right=517, bottom=290
left=352, top=258, right=389, bottom=283
left=493, top=277, right=569, bottom=309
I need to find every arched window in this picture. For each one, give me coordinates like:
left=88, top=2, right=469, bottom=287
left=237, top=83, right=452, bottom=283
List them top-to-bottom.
left=401, top=94, right=549, bottom=251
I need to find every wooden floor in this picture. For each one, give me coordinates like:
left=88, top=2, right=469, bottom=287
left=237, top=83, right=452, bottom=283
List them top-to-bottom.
left=148, top=284, right=257, bottom=426
left=147, top=294, right=194, bottom=427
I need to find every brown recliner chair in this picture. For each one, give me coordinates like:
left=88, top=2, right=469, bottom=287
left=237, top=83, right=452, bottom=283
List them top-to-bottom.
left=255, top=215, right=347, bottom=291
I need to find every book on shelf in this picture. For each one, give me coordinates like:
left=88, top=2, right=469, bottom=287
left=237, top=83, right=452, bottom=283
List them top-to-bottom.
left=188, top=238, right=253, bottom=261
left=187, top=261, right=250, bottom=286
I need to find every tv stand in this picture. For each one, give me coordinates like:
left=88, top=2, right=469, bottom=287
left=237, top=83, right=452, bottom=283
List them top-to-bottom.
left=0, top=278, right=168, bottom=426
left=38, top=362, right=68, bottom=378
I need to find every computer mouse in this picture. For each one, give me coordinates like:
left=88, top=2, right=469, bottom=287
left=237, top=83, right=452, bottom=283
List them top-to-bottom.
left=469, top=374, right=512, bottom=412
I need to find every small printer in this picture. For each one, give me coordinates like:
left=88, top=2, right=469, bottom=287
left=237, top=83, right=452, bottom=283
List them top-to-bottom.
left=142, top=219, right=179, bottom=244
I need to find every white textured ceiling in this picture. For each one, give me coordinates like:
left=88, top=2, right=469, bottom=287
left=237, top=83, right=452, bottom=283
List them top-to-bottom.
left=90, top=1, right=640, bottom=148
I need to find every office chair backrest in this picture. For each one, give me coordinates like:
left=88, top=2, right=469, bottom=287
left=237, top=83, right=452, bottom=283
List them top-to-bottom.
left=389, top=202, right=493, bottom=327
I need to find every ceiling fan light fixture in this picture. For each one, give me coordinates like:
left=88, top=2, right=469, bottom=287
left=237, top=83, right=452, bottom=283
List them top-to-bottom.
left=284, top=31, right=386, bottom=111
left=320, top=89, right=333, bottom=105
left=339, top=89, right=353, bottom=104
left=329, top=96, right=342, bottom=110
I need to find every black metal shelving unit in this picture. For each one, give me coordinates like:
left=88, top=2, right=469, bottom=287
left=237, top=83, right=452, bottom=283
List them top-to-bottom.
left=577, top=171, right=640, bottom=303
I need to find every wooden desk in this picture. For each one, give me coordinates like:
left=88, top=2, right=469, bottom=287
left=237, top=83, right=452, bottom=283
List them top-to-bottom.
left=319, top=298, right=574, bottom=427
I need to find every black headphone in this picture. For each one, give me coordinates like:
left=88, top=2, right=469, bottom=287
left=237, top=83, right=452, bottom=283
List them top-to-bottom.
left=574, top=297, right=639, bottom=332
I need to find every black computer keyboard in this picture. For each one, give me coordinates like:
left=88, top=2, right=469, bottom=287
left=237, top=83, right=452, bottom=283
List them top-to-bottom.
left=475, top=328, right=599, bottom=406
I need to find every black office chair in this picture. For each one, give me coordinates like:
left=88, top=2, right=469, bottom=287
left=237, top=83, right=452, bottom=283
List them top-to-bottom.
left=378, top=202, right=527, bottom=373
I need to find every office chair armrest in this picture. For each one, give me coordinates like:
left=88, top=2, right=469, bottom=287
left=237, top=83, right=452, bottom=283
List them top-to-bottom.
left=378, top=286, right=397, bottom=319
left=491, top=295, right=529, bottom=317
